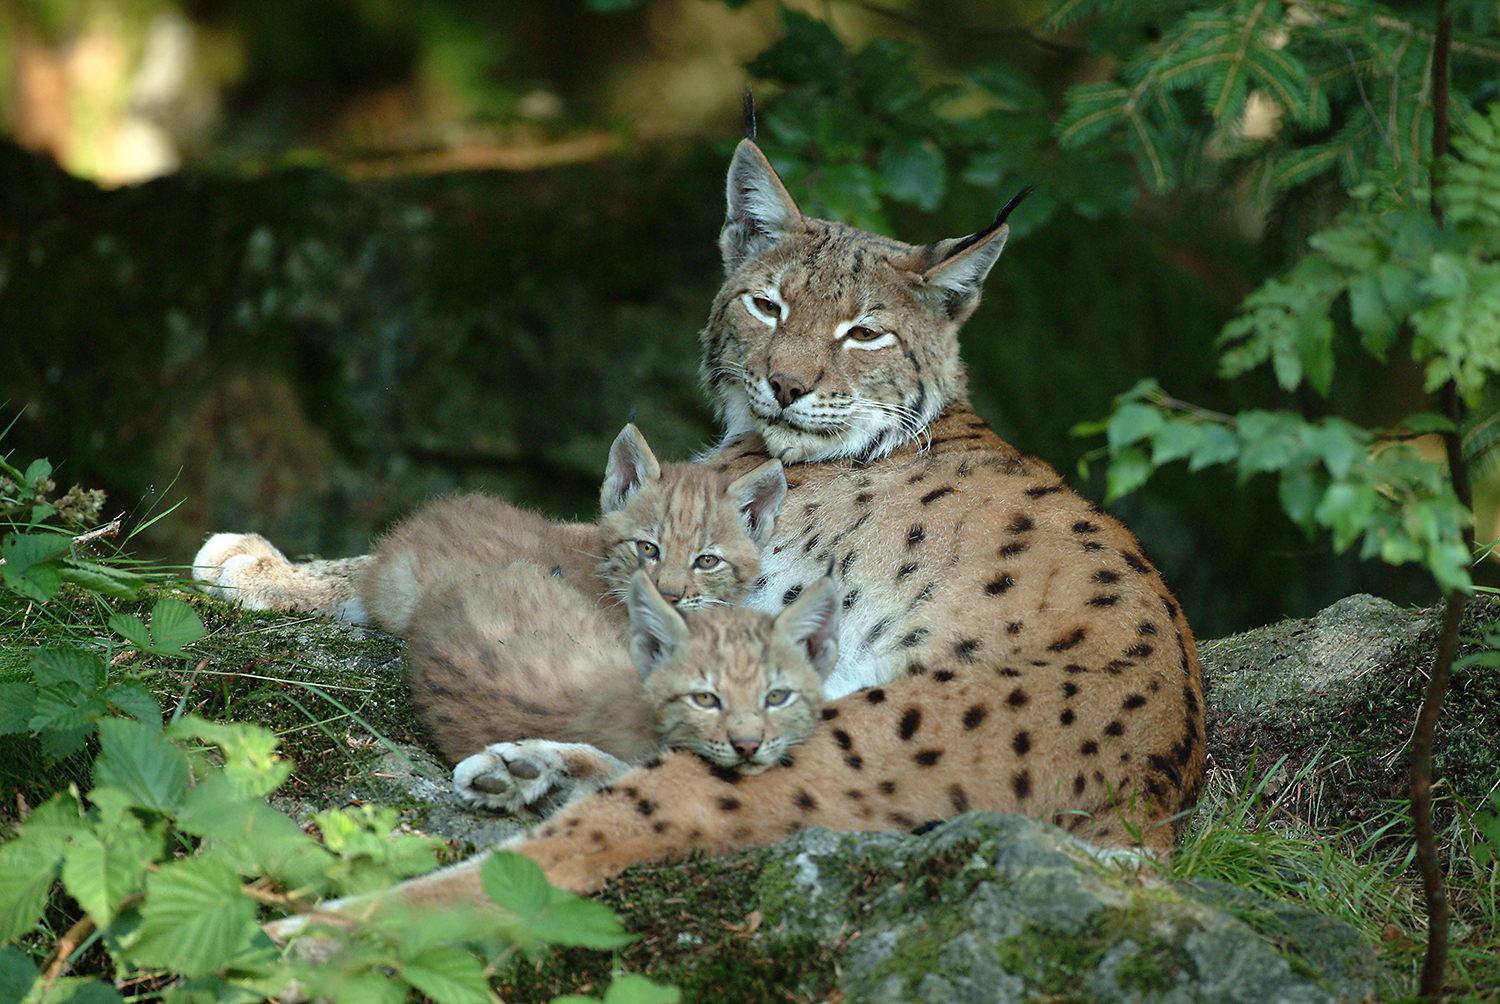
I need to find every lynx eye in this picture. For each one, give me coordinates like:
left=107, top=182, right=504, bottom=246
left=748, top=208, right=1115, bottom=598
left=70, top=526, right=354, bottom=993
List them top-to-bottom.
left=746, top=293, right=782, bottom=320
left=846, top=325, right=883, bottom=342
left=636, top=541, right=661, bottom=561
left=693, top=554, right=723, bottom=571
left=764, top=689, right=793, bottom=707
left=687, top=692, right=721, bottom=710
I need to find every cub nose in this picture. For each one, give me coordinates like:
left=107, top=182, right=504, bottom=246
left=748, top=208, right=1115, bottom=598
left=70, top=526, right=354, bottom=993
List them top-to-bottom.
left=768, top=373, right=807, bottom=409
left=731, top=737, right=761, bottom=759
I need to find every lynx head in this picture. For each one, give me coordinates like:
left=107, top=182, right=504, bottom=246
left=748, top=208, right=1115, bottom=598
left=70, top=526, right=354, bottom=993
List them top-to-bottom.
left=702, top=139, right=1025, bottom=464
left=595, top=424, right=785, bottom=611
left=626, top=568, right=839, bottom=773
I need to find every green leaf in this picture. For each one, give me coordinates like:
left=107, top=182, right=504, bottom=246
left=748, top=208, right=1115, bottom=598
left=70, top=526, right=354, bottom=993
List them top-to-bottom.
left=878, top=140, right=945, bottom=211
left=1106, top=403, right=1166, bottom=450
left=1148, top=421, right=1206, bottom=467
left=1189, top=424, right=1241, bottom=471
left=1104, top=446, right=1153, bottom=502
left=0, top=532, right=67, bottom=602
left=58, top=562, right=148, bottom=599
left=147, top=599, right=206, bottom=656
left=107, top=613, right=153, bottom=651
left=32, top=647, right=104, bottom=691
left=104, top=681, right=163, bottom=727
left=0, top=682, right=37, bottom=733
left=93, top=718, right=188, bottom=816
left=0, top=798, right=75, bottom=941
left=61, top=814, right=160, bottom=929
left=480, top=851, right=555, bottom=922
left=130, top=857, right=259, bottom=978
left=527, top=896, right=635, bottom=950
left=397, top=946, right=493, bottom=1004
left=0, top=947, right=37, bottom=1004
left=601, top=974, right=682, bottom=1004
left=32, top=977, right=126, bottom=1003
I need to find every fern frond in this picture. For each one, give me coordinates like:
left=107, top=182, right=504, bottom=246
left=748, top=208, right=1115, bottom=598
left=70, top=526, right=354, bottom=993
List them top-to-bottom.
left=1056, top=82, right=1136, bottom=148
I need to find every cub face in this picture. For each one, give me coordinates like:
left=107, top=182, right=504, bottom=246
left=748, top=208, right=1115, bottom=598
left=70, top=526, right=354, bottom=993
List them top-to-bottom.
left=704, top=140, right=1024, bottom=464
left=595, top=424, right=786, bottom=610
left=626, top=570, right=840, bottom=774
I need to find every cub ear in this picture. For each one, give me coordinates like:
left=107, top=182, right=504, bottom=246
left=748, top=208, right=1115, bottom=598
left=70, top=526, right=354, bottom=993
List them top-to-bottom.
left=720, top=140, right=803, bottom=270
left=905, top=186, right=1031, bottom=323
left=601, top=424, right=663, bottom=513
left=727, top=459, right=787, bottom=548
left=627, top=569, right=690, bottom=680
left=774, top=575, right=840, bottom=680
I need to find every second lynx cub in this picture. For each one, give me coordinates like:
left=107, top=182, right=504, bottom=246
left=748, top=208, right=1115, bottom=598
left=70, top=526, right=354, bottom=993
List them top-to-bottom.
left=446, top=567, right=838, bottom=813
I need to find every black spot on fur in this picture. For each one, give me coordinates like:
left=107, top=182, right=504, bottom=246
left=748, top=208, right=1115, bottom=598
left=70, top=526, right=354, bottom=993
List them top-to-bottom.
left=1024, top=484, right=1063, bottom=497
left=920, top=486, right=956, bottom=505
left=854, top=492, right=873, bottom=507
left=1007, top=513, right=1034, bottom=534
left=1072, top=520, right=1099, bottom=533
left=907, top=524, right=926, bottom=547
left=803, top=533, right=821, bottom=553
left=1081, top=541, right=1105, bottom=552
left=998, top=542, right=1028, bottom=558
left=841, top=550, right=858, bottom=575
left=1123, top=551, right=1153, bottom=574
left=898, top=561, right=919, bottom=579
left=1092, top=569, right=1121, bottom=584
left=985, top=575, right=1016, bottom=595
left=782, top=585, right=803, bottom=605
left=843, top=588, right=860, bottom=609
left=1087, top=594, right=1120, bottom=607
left=1164, top=596, right=1179, bottom=617
left=865, top=618, right=892, bottom=646
left=1006, top=621, right=1023, bottom=634
left=1139, top=621, right=1158, bottom=635
left=1048, top=628, right=1087, bottom=652
left=901, top=629, right=930, bottom=648
left=954, top=638, right=981, bottom=662
left=1126, top=643, right=1154, bottom=658
left=907, top=661, right=929, bottom=676
left=934, top=669, right=956, bottom=683
left=1184, top=684, right=1200, bottom=715
left=1006, top=687, right=1029, bottom=707
left=866, top=688, right=887, bottom=704
left=1122, top=694, right=1147, bottom=710
left=963, top=705, right=988, bottom=730
left=821, top=707, right=840, bottom=721
left=899, top=708, right=922, bottom=740
left=1060, top=709, right=1075, bottom=726
left=1105, top=720, right=1125, bottom=737
left=833, top=729, right=853, bottom=750
left=1013, top=731, right=1032, bottom=755
left=1081, top=740, right=1099, bottom=756
left=913, top=749, right=942, bottom=767
left=1149, top=753, right=1183, bottom=791
left=845, top=754, right=864, bottom=770
left=642, top=756, right=664, bottom=770
left=707, top=763, right=744, bottom=785
left=1012, top=770, right=1033, bottom=800
left=1073, top=774, right=1087, bottom=795
left=878, top=780, right=897, bottom=795
left=949, top=785, right=971, bottom=813
left=795, top=789, right=817, bottom=811
left=845, top=789, right=864, bottom=800
left=636, top=799, right=657, bottom=816
left=887, top=812, right=917, bottom=828
left=653, top=821, right=670, bottom=832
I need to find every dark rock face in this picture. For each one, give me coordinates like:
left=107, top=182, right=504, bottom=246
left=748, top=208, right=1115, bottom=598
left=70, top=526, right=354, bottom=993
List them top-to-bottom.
left=2, top=140, right=726, bottom=563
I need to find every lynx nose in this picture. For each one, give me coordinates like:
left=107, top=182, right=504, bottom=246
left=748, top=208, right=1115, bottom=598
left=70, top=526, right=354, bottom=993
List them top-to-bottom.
left=768, top=373, right=807, bottom=409
left=657, top=588, right=682, bottom=604
left=731, top=737, right=761, bottom=759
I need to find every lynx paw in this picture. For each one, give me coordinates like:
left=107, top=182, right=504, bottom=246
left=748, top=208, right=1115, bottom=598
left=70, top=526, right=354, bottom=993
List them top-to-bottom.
left=192, top=532, right=291, bottom=605
left=453, top=741, right=628, bottom=814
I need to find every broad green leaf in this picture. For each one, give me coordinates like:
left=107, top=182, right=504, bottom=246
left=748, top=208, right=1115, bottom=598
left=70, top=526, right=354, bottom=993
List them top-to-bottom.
left=878, top=139, right=945, bottom=211
left=1106, top=403, right=1166, bottom=450
left=1149, top=421, right=1206, bottom=467
left=1189, top=424, right=1241, bottom=471
left=1104, top=446, right=1153, bottom=502
left=22, top=458, right=53, bottom=485
left=1277, top=464, right=1325, bottom=532
left=1315, top=483, right=1383, bottom=553
left=59, top=562, right=148, bottom=599
left=148, top=599, right=206, bottom=655
left=107, top=613, right=153, bottom=651
left=32, top=648, right=104, bottom=691
left=104, top=681, right=163, bottom=727
left=0, top=682, right=37, bottom=733
left=169, top=717, right=286, bottom=797
left=93, top=718, right=188, bottom=816
left=40, top=725, right=95, bottom=761
left=0, top=798, right=75, bottom=940
left=61, top=816, right=160, bottom=929
left=481, top=850, right=555, bottom=922
left=131, top=857, right=258, bottom=978
left=527, top=896, right=635, bottom=950
left=398, top=945, right=493, bottom=1004
left=0, top=947, right=37, bottom=1004
left=602, top=974, right=682, bottom=1004
left=32, top=977, right=126, bottom=1003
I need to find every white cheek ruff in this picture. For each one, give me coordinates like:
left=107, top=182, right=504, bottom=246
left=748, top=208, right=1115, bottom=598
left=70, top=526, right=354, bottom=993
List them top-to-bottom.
left=742, top=290, right=785, bottom=327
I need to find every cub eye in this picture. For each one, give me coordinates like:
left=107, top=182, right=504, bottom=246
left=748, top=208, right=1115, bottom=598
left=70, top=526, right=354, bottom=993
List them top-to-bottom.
left=750, top=295, right=781, bottom=318
left=847, top=325, right=884, bottom=342
left=636, top=541, right=661, bottom=562
left=693, top=554, right=723, bottom=571
left=764, top=689, right=793, bottom=707
left=687, top=692, right=721, bottom=710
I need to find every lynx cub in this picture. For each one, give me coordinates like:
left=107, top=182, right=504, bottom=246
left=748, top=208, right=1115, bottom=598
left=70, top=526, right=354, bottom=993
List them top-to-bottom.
left=261, top=135, right=1205, bottom=931
left=193, top=423, right=786, bottom=635
left=445, top=566, right=838, bottom=814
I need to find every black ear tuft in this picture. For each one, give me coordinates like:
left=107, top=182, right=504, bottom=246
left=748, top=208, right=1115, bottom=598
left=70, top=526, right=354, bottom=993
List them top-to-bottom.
left=742, top=90, right=757, bottom=142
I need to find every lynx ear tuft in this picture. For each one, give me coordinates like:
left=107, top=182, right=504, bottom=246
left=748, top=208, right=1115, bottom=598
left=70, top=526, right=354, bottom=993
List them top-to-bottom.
left=720, top=141, right=803, bottom=270
left=908, top=185, right=1031, bottom=322
left=601, top=424, right=663, bottom=513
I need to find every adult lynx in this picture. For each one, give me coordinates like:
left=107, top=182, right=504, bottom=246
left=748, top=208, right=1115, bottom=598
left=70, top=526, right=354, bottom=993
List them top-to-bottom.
left=261, top=135, right=1204, bottom=923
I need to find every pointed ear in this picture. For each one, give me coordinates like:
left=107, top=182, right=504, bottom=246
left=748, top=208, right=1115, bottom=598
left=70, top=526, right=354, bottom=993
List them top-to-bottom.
left=720, top=140, right=803, bottom=270
left=905, top=186, right=1030, bottom=323
left=601, top=424, right=663, bottom=513
left=727, top=460, right=786, bottom=548
left=628, top=570, right=690, bottom=680
left=774, top=575, right=840, bottom=680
